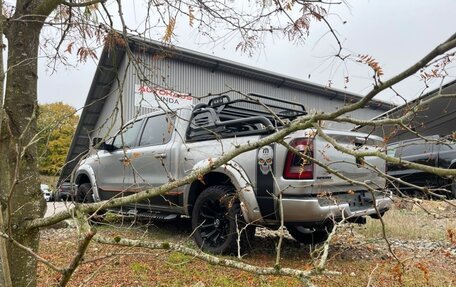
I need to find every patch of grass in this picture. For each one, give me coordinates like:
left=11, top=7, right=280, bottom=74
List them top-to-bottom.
left=356, top=202, right=456, bottom=241
left=167, top=251, right=191, bottom=265
left=318, top=258, right=455, bottom=287
left=129, top=261, right=151, bottom=283
left=130, top=261, right=149, bottom=274
left=209, top=274, right=233, bottom=286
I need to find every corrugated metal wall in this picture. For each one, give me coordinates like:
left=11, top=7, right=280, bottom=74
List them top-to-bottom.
left=94, top=50, right=384, bottom=136
left=93, top=56, right=127, bottom=138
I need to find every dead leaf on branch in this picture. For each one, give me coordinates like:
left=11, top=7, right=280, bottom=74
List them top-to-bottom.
left=284, top=1, right=294, bottom=11
left=284, top=3, right=326, bottom=42
left=300, top=3, right=327, bottom=15
left=302, top=3, right=327, bottom=21
left=188, top=5, right=195, bottom=27
left=163, top=17, right=176, bottom=43
left=104, top=33, right=127, bottom=52
left=235, top=35, right=259, bottom=56
left=65, top=42, right=74, bottom=54
left=77, top=47, right=98, bottom=62
left=357, top=54, right=384, bottom=77
left=420, top=54, right=454, bottom=81
left=419, top=68, right=445, bottom=80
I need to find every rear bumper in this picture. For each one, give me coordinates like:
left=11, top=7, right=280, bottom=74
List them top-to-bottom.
left=57, top=182, right=78, bottom=201
left=281, top=191, right=392, bottom=223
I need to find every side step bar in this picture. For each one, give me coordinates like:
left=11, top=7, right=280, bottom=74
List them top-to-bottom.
left=110, top=208, right=180, bottom=221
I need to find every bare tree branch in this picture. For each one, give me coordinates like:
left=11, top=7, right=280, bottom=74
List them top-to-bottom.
left=62, top=0, right=106, bottom=8
left=59, top=228, right=96, bottom=287
left=94, top=234, right=341, bottom=280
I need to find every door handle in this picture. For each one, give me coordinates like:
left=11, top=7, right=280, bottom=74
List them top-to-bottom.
left=154, top=153, right=167, bottom=159
left=119, top=156, right=129, bottom=162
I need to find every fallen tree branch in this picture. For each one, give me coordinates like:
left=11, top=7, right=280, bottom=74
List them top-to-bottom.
left=59, top=228, right=97, bottom=287
left=93, top=234, right=341, bottom=281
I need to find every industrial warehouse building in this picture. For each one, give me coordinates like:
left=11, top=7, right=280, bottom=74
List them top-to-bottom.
left=59, top=35, right=394, bottom=183
left=356, top=79, right=456, bottom=142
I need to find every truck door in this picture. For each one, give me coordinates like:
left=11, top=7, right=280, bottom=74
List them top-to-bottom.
left=128, top=113, right=178, bottom=209
left=96, top=119, right=144, bottom=200
left=398, top=140, right=436, bottom=188
left=436, top=142, right=456, bottom=169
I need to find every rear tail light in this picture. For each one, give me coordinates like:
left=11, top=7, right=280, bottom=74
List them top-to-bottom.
left=283, top=138, right=314, bottom=179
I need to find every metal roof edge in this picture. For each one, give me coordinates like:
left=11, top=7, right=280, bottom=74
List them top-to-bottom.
left=127, top=35, right=395, bottom=110
left=352, top=78, right=456, bottom=134
left=359, top=78, right=456, bottom=122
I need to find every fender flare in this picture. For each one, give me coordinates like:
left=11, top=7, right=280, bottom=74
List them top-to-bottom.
left=191, top=159, right=264, bottom=224
left=75, top=164, right=101, bottom=201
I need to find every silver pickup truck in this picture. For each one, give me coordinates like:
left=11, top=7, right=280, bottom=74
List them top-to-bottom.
left=73, top=94, right=391, bottom=253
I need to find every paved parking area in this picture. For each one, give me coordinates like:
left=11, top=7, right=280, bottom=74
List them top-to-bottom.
left=45, top=201, right=73, bottom=218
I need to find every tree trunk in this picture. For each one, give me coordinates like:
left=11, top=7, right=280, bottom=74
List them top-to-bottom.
left=0, top=0, right=13, bottom=285
left=0, top=16, right=46, bottom=287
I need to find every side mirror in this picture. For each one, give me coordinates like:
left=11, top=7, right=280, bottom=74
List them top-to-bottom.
left=92, top=137, right=103, bottom=147
left=92, top=137, right=116, bottom=151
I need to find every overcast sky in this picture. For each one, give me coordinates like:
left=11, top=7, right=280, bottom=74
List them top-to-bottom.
left=37, top=0, right=456, bottom=110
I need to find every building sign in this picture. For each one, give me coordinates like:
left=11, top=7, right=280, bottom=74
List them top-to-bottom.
left=134, top=84, right=193, bottom=111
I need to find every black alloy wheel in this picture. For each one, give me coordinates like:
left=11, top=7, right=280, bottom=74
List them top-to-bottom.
left=76, top=183, right=94, bottom=203
left=191, top=185, right=253, bottom=254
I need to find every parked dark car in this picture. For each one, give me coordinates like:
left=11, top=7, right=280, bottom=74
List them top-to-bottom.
left=387, top=136, right=456, bottom=198
left=56, top=181, right=78, bottom=201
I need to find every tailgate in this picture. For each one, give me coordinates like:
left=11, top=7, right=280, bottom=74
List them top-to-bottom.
left=278, top=129, right=386, bottom=195
left=319, top=130, right=386, bottom=185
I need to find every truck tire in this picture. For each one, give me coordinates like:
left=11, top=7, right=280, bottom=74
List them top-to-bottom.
left=76, top=183, right=94, bottom=203
left=191, top=185, right=253, bottom=254
left=287, top=225, right=332, bottom=245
